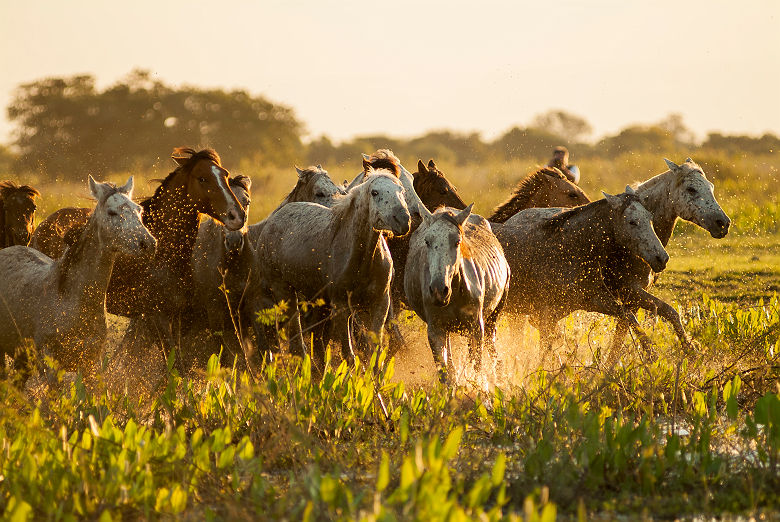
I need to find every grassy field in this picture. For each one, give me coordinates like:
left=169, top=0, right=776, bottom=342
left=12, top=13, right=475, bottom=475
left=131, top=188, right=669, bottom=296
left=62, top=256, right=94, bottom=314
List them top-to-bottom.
left=1, top=153, right=779, bottom=519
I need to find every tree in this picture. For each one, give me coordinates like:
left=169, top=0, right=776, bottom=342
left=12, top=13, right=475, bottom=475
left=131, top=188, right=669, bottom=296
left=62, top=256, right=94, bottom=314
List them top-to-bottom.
left=6, top=70, right=304, bottom=180
left=530, top=110, right=592, bottom=143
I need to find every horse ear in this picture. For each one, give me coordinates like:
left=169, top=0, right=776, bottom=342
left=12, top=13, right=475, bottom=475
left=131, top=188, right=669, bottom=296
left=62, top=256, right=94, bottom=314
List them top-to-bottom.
left=171, top=155, right=188, bottom=167
left=685, top=157, right=693, bottom=163
left=362, top=158, right=372, bottom=173
left=664, top=158, right=680, bottom=172
left=427, top=159, right=437, bottom=170
left=416, top=160, right=426, bottom=175
left=316, top=164, right=323, bottom=170
left=295, top=166, right=305, bottom=178
left=88, top=175, right=103, bottom=200
left=119, top=176, right=134, bottom=197
left=624, top=185, right=636, bottom=195
left=602, top=191, right=622, bottom=209
left=454, top=203, right=474, bottom=226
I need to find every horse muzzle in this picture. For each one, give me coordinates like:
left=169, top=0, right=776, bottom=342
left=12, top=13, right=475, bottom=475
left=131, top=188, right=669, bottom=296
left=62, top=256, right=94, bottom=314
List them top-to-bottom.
left=223, top=207, right=246, bottom=231
left=709, top=215, right=731, bottom=239
left=649, top=252, right=669, bottom=273
left=429, top=284, right=452, bottom=307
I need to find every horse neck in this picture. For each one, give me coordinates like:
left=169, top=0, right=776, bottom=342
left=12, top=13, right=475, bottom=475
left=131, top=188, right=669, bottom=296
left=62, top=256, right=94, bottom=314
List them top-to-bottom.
left=635, top=171, right=678, bottom=246
left=145, top=184, right=201, bottom=264
left=331, top=191, right=382, bottom=273
left=55, top=215, right=117, bottom=311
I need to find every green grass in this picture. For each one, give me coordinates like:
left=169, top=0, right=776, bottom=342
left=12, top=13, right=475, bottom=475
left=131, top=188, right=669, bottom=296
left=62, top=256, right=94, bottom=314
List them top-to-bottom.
left=1, top=152, right=779, bottom=519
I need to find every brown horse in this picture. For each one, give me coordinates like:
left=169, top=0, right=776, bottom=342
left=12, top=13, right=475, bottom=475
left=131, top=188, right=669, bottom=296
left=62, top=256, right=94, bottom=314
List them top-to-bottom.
left=412, top=159, right=467, bottom=211
left=489, top=166, right=590, bottom=223
left=0, top=181, right=40, bottom=248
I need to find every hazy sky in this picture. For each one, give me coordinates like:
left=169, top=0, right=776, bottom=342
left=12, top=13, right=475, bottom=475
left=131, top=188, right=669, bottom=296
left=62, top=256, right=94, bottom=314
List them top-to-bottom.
left=1, top=0, right=779, bottom=144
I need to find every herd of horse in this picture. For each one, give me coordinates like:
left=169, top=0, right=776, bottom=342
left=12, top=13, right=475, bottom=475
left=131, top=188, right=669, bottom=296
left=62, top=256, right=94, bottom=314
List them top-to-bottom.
left=0, top=147, right=730, bottom=385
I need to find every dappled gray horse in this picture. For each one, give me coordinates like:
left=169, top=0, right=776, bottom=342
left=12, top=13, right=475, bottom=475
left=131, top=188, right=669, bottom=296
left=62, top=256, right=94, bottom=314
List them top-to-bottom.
left=598, top=158, right=730, bottom=360
left=254, top=164, right=411, bottom=364
left=247, top=165, right=345, bottom=247
left=191, top=175, right=255, bottom=368
left=0, top=176, right=155, bottom=382
left=495, top=187, right=669, bottom=362
left=405, top=204, right=510, bottom=383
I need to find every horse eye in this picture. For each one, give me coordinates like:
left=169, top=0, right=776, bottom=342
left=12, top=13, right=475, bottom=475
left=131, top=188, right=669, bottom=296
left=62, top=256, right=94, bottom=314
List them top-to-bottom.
left=198, top=177, right=207, bottom=183
left=687, top=187, right=697, bottom=194
left=439, top=188, right=448, bottom=195
left=371, top=190, right=379, bottom=197
left=316, top=192, right=326, bottom=198
left=569, top=192, right=579, bottom=198
left=108, top=210, right=118, bottom=217
left=629, top=220, right=638, bottom=226
left=424, top=239, right=430, bottom=247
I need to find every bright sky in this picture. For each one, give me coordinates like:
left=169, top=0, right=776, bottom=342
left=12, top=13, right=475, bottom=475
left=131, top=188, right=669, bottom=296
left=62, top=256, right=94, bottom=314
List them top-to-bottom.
left=1, top=0, right=779, bottom=144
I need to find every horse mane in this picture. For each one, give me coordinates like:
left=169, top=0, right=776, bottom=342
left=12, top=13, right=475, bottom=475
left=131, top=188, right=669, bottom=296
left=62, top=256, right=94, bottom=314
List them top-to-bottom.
left=365, top=149, right=401, bottom=178
left=282, top=166, right=326, bottom=204
left=489, top=167, right=565, bottom=223
left=229, top=174, right=251, bottom=192
left=0, top=180, right=41, bottom=200
left=57, top=183, right=124, bottom=290
left=541, top=193, right=639, bottom=231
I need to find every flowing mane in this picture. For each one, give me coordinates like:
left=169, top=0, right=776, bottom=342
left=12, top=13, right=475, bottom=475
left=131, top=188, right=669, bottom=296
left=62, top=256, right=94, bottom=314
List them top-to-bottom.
left=365, top=149, right=401, bottom=178
left=280, top=166, right=329, bottom=205
left=489, top=167, right=568, bottom=223
left=0, top=181, right=40, bottom=200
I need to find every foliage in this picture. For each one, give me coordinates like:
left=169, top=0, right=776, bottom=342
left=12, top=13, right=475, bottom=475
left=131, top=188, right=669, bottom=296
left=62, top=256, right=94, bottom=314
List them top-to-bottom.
left=6, top=69, right=302, bottom=180
left=1, top=290, right=779, bottom=519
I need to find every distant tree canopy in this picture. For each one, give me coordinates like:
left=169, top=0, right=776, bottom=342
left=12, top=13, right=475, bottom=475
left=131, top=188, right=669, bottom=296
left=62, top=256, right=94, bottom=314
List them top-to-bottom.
left=7, top=70, right=303, bottom=180
left=3, top=73, right=778, bottom=179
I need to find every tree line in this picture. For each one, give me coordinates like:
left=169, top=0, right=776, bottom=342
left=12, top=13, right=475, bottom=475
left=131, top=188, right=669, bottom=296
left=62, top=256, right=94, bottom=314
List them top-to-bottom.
left=3, top=70, right=778, bottom=181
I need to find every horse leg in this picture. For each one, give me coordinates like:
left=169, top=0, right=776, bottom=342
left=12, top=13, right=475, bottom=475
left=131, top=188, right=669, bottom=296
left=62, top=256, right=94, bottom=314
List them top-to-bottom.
left=626, top=287, right=692, bottom=352
left=286, top=291, right=307, bottom=358
left=589, top=292, right=655, bottom=364
left=368, top=293, right=391, bottom=352
left=385, top=298, right=406, bottom=359
left=484, top=308, right=502, bottom=379
left=467, top=313, right=485, bottom=374
left=531, top=316, right=558, bottom=369
left=427, top=323, right=450, bottom=384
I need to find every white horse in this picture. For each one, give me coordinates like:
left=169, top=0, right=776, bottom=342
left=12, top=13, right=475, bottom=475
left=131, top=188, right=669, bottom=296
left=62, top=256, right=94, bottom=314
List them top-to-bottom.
left=606, top=158, right=730, bottom=358
left=253, top=162, right=411, bottom=363
left=0, top=176, right=155, bottom=382
left=404, top=204, right=510, bottom=383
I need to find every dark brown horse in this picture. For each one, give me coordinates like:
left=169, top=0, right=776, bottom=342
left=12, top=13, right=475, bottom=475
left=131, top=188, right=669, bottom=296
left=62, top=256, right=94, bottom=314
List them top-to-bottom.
left=412, top=159, right=467, bottom=211
left=489, top=167, right=590, bottom=223
left=0, top=181, right=40, bottom=248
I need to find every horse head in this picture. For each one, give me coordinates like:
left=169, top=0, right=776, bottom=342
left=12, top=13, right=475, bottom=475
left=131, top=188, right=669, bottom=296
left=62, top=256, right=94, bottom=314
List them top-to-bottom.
left=171, top=148, right=246, bottom=231
left=664, top=158, right=730, bottom=239
left=412, top=159, right=467, bottom=211
left=363, top=163, right=411, bottom=237
left=89, top=176, right=156, bottom=255
left=0, top=181, right=40, bottom=247
left=605, top=187, right=668, bottom=272
left=419, top=204, right=473, bottom=307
